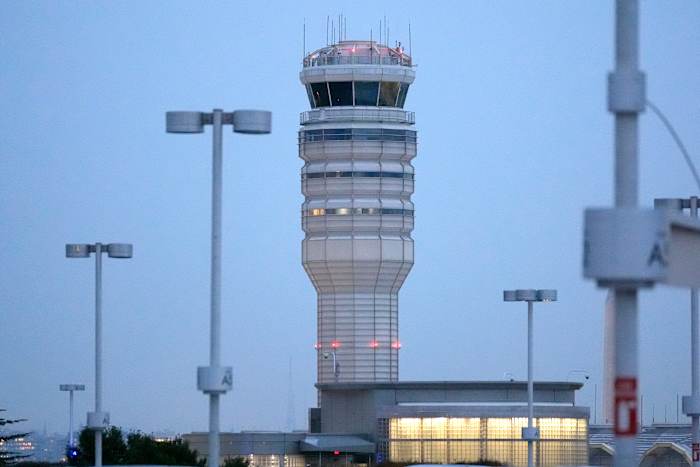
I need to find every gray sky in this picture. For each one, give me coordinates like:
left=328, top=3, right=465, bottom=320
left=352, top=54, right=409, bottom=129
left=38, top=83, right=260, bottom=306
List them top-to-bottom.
left=1, top=1, right=699, bottom=436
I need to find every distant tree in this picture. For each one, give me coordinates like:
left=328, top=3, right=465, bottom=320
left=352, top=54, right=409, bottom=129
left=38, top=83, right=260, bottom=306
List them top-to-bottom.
left=0, top=410, right=30, bottom=465
left=76, top=427, right=127, bottom=466
left=125, top=432, right=201, bottom=466
left=222, top=457, right=249, bottom=467
left=456, top=460, right=506, bottom=466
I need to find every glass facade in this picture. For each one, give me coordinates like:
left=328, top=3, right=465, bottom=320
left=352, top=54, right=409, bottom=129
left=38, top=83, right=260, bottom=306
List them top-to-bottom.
left=305, top=81, right=410, bottom=108
left=299, top=128, right=417, bottom=143
left=385, top=416, right=588, bottom=467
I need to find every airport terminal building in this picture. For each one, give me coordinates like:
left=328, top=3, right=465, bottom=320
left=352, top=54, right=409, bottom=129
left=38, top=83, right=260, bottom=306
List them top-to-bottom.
left=185, top=381, right=589, bottom=467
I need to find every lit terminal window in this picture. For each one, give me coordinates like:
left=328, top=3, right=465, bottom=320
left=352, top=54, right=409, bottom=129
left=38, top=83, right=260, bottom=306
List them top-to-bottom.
left=386, top=416, right=588, bottom=467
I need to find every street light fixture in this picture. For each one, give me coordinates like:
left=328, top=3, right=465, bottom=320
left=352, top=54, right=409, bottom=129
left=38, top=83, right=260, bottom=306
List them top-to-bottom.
left=165, top=108, right=271, bottom=467
left=656, top=196, right=699, bottom=467
left=65, top=242, right=132, bottom=467
left=503, top=288, right=557, bottom=467
left=59, top=384, right=85, bottom=453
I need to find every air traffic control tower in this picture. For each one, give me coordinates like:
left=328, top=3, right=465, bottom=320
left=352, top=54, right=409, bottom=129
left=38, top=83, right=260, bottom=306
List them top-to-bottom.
left=299, top=41, right=416, bottom=384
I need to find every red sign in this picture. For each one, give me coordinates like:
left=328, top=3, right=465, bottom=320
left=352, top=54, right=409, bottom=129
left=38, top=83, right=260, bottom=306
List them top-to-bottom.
left=614, top=377, right=638, bottom=436
left=692, top=443, right=699, bottom=462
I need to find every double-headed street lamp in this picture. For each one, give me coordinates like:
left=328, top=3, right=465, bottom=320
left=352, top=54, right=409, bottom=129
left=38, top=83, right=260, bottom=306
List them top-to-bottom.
left=166, top=108, right=271, bottom=467
left=65, top=242, right=133, bottom=467
left=503, top=289, right=557, bottom=467
left=59, top=384, right=85, bottom=457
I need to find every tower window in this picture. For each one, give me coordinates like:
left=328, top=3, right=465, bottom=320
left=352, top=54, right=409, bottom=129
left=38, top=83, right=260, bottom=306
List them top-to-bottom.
left=329, top=81, right=353, bottom=106
left=354, top=81, right=380, bottom=106
left=310, top=82, right=330, bottom=108
left=379, top=82, right=401, bottom=106
left=397, top=83, right=410, bottom=108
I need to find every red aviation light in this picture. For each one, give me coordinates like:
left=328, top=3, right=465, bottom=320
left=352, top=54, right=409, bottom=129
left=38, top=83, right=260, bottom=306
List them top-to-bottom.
left=331, top=340, right=341, bottom=349
left=369, top=340, right=380, bottom=349
left=391, top=341, right=402, bottom=349
left=314, top=343, right=321, bottom=350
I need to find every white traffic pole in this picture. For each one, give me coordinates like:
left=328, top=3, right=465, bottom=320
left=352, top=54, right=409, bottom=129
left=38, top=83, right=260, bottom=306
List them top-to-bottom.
left=610, top=1, right=643, bottom=466
left=208, top=109, right=224, bottom=467
left=94, top=243, right=103, bottom=467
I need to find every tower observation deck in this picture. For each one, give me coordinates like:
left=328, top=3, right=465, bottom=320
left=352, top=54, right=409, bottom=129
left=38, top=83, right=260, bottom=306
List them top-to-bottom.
left=299, top=40, right=416, bottom=384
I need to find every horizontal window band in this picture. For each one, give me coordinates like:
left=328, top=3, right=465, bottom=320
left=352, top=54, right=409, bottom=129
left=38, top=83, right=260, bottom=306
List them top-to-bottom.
left=299, top=128, right=417, bottom=143
left=303, top=171, right=414, bottom=180
left=305, top=208, right=414, bottom=217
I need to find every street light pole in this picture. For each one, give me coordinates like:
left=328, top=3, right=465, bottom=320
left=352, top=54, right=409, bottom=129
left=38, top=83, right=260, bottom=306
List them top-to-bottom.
left=166, top=109, right=271, bottom=467
left=655, top=196, right=700, bottom=465
left=693, top=197, right=699, bottom=467
left=65, top=242, right=133, bottom=467
left=94, top=243, right=103, bottom=466
left=503, top=289, right=557, bottom=467
left=59, top=384, right=85, bottom=450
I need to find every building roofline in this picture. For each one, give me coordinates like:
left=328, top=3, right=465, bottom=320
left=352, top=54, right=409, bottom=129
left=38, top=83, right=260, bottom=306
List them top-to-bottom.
left=316, top=380, right=584, bottom=391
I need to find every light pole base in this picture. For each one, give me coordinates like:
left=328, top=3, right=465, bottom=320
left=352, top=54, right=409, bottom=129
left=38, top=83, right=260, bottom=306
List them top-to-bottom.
left=197, top=366, right=233, bottom=394
left=87, top=411, right=109, bottom=431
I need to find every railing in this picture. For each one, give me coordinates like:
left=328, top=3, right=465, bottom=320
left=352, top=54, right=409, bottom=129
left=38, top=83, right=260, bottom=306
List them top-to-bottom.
left=303, top=54, right=412, bottom=68
left=300, top=108, right=415, bottom=125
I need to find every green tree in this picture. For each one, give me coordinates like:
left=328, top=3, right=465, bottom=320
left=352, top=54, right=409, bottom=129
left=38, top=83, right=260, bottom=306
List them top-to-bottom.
left=0, top=410, right=30, bottom=465
left=77, top=427, right=127, bottom=466
left=125, top=432, right=201, bottom=466
left=222, top=457, right=249, bottom=467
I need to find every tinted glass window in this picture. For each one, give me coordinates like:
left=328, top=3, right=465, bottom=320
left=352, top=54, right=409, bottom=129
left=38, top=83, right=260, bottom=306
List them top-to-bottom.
left=329, top=81, right=353, bottom=106
left=354, top=81, right=379, bottom=106
left=310, top=82, right=330, bottom=107
left=379, top=82, right=400, bottom=106
left=397, top=83, right=410, bottom=108
left=306, top=85, right=316, bottom=108
left=324, top=128, right=352, bottom=140
left=354, top=128, right=382, bottom=141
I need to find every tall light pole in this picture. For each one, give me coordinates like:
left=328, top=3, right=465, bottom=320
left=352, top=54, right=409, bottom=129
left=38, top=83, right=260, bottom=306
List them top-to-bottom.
left=165, top=109, right=271, bottom=467
left=656, top=196, right=699, bottom=466
left=65, top=243, right=133, bottom=467
left=503, top=289, right=557, bottom=467
left=59, top=384, right=85, bottom=452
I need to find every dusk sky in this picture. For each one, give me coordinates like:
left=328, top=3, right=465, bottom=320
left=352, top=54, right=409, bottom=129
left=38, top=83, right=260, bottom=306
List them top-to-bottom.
left=1, top=1, right=699, bottom=436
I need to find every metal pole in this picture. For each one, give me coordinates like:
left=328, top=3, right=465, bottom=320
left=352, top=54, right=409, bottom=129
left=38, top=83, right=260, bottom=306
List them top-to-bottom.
left=612, top=2, right=641, bottom=466
left=208, top=109, right=224, bottom=467
left=692, top=196, right=699, bottom=467
left=94, top=243, right=103, bottom=467
left=614, top=290, right=638, bottom=466
left=527, top=300, right=534, bottom=467
left=69, top=390, right=74, bottom=447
